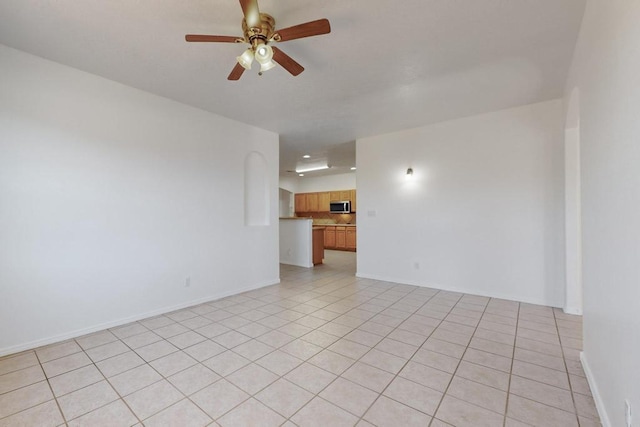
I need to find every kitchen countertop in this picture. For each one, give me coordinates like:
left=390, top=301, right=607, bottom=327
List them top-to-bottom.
left=279, top=218, right=356, bottom=226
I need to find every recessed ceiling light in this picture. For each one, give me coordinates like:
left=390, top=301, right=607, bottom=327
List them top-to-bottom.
left=303, top=155, right=311, bottom=159
left=351, top=167, right=357, bottom=170
left=299, top=173, right=304, bottom=177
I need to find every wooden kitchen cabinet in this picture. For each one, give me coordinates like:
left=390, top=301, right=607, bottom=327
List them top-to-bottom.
left=296, top=189, right=356, bottom=213
left=319, top=192, right=331, bottom=212
left=294, top=193, right=307, bottom=213
left=306, top=193, right=319, bottom=212
left=324, top=225, right=356, bottom=251
left=324, top=226, right=336, bottom=248
left=335, top=226, right=346, bottom=249
left=313, top=228, right=325, bottom=265
left=346, top=228, right=357, bottom=250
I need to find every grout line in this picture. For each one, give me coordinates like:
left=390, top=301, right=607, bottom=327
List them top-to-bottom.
left=284, top=286, right=444, bottom=424
left=427, top=294, right=494, bottom=426
left=503, top=299, right=521, bottom=427
left=553, top=307, right=582, bottom=426
left=74, top=334, right=147, bottom=425
left=33, top=348, right=69, bottom=426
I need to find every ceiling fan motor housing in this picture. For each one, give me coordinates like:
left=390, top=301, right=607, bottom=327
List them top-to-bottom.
left=242, top=13, right=277, bottom=47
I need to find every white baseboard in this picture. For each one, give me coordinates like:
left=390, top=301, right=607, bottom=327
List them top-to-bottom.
left=280, top=260, right=313, bottom=268
left=355, top=272, right=562, bottom=308
left=0, top=278, right=280, bottom=358
left=563, top=306, right=583, bottom=315
left=580, top=351, right=611, bottom=427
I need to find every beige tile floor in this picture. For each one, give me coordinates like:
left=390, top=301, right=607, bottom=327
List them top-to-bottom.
left=0, top=250, right=601, bottom=426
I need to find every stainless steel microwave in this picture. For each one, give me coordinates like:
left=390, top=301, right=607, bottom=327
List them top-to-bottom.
left=330, top=201, right=351, bottom=213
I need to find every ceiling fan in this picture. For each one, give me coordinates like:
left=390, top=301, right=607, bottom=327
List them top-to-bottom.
left=185, top=0, right=331, bottom=80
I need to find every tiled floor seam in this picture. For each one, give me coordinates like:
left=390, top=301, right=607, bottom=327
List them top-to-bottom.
left=176, top=272, right=418, bottom=424
left=283, top=286, right=447, bottom=425
left=348, top=288, right=450, bottom=424
left=357, top=289, right=465, bottom=425
left=429, top=295, right=499, bottom=426
left=503, top=298, right=521, bottom=427
left=553, top=307, right=583, bottom=426
left=73, top=328, right=162, bottom=423
left=60, top=330, right=176, bottom=424
left=33, top=347, right=70, bottom=427
left=69, top=348, right=147, bottom=425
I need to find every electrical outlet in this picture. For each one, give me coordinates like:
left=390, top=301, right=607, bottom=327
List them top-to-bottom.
left=185, top=277, right=191, bottom=288
left=626, top=399, right=632, bottom=427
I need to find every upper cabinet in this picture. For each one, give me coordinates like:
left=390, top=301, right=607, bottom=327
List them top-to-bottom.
left=295, top=189, right=356, bottom=213
left=350, top=189, right=356, bottom=212
left=319, top=192, right=331, bottom=212
left=294, top=193, right=307, bottom=213
left=306, top=193, right=319, bottom=212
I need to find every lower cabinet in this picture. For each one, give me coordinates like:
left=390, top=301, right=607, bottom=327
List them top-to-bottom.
left=324, top=226, right=356, bottom=251
left=324, top=227, right=336, bottom=248
left=335, top=227, right=346, bottom=248
left=312, top=228, right=325, bottom=265
left=346, top=228, right=357, bottom=250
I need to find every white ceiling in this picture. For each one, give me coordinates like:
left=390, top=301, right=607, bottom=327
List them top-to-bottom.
left=0, top=0, right=585, bottom=177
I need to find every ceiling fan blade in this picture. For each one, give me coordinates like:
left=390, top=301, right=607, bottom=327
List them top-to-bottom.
left=239, top=0, right=261, bottom=28
left=275, top=19, right=331, bottom=42
left=185, top=35, right=241, bottom=43
left=272, top=47, right=304, bottom=76
left=228, top=62, right=245, bottom=81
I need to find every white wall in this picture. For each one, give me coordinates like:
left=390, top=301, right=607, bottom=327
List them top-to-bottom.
left=564, top=1, right=640, bottom=425
left=0, top=45, right=280, bottom=355
left=564, top=88, right=582, bottom=315
left=357, top=100, right=565, bottom=307
left=293, top=172, right=356, bottom=193
left=278, top=175, right=298, bottom=194
left=279, top=188, right=294, bottom=218
left=279, top=219, right=313, bottom=268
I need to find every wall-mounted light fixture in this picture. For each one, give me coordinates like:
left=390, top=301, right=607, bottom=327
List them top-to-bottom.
left=406, top=167, right=414, bottom=177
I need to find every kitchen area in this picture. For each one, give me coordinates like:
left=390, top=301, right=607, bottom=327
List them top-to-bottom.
left=278, top=141, right=357, bottom=268
left=279, top=187, right=356, bottom=268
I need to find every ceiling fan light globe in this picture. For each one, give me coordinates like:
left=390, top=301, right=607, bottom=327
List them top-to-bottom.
left=254, top=44, right=274, bottom=65
left=237, top=49, right=254, bottom=70
left=260, top=59, right=277, bottom=73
